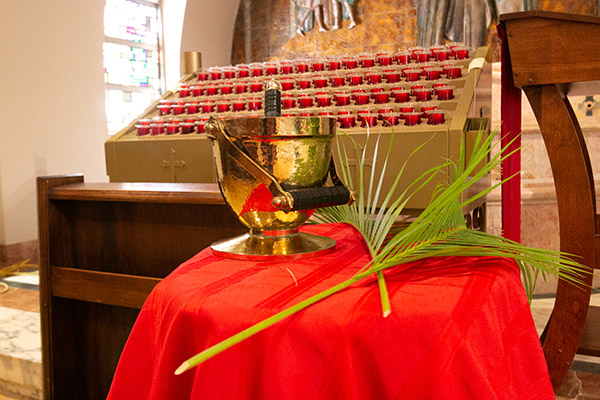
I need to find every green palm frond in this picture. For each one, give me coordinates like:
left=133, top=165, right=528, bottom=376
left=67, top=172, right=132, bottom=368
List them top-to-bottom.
left=175, top=126, right=589, bottom=375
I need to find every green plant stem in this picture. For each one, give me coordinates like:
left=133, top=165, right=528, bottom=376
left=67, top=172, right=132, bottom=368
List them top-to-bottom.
left=376, top=271, right=391, bottom=317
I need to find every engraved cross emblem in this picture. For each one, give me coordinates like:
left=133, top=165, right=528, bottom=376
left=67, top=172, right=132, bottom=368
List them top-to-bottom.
left=161, top=148, right=186, bottom=182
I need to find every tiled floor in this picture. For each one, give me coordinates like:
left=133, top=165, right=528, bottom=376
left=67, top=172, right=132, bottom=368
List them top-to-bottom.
left=1, top=267, right=599, bottom=399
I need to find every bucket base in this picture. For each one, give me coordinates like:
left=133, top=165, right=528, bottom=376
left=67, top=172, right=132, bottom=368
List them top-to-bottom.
left=210, top=231, right=336, bottom=261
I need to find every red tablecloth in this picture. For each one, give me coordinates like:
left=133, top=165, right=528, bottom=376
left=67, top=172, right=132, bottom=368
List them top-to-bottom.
left=108, top=223, right=554, bottom=399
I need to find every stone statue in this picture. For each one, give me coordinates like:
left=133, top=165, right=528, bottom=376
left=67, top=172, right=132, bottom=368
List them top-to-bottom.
left=296, top=0, right=357, bottom=36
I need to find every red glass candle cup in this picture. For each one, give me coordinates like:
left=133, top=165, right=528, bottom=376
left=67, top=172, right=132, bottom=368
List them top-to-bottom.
left=454, top=47, right=469, bottom=60
left=433, top=49, right=451, bottom=61
left=393, top=51, right=412, bottom=64
left=414, top=51, right=430, bottom=63
left=377, top=53, right=393, bottom=66
left=359, top=55, right=376, bottom=68
left=342, top=57, right=358, bottom=69
left=327, top=58, right=342, bottom=71
left=295, top=60, right=310, bottom=73
left=311, top=60, right=325, bottom=72
left=279, top=62, right=294, bottom=74
left=249, top=63, right=264, bottom=77
left=264, top=63, right=279, bottom=76
left=236, top=65, right=250, bottom=78
left=443, top=65, right=462, bottom=79
left=208, top=67, right=223, bottom=81
left=222, top=67, right=236, bottom=79
left=424, top=68, right=443, bottom=81
left=383, top=69, right=401, bottom=83
left=403, top=69, right=422, bottom=82
left=196, top=70, right=210, bottom=81
left=365, top=70, right=383, bottom=85
left=347, top=72, right=363, bottom=86
left=330, top=74, right=346, bottom=88
left=312, top=75, right=328, bottom=88
left=280, top=77, right=295, bottom=91
left=296, top=77, right=311, bottom=90
left=234, top=81, right=248, bottom=94
left=249, top=81, right=263, bottom=93
left=220, top=83, right=234, bottom=95
left=410, top=84, right=425, bottom=96
left=178, top=85, right=191, bottom=97
left=190, top=85, right=204, bottom=97
left=205, top=85, right=219, bottom=96
left=436, top=85, right=455, bottom=100
left=370, top=87, right=385, bottom=98
left=414, top=88, right=433, bottom=102
left=392, top=89, right=411, bottom=103
left=335, top=92, right=351, bottom=107
left=373, top=92, right=390, bottom=104
left=354, top=93, right=370, bottom=105
left=315, top=94, right=332, bottom=107
left=281, top=95, right=296, bottom=110
left=297, top=95, right=314, bottom=108
left=247, top=97, right=263, bottom=111
left=232, top=98, right=246, bottom=112
left=201, top=100, right=215, bottom=113
left=216, top=100, right=230, bottom=113
left=157, top=101, right=172, bottom=116
left=172, top=101, right=186, bottom=115
left=185, top=101, right=200, bottom=114
left=398, top=104, right=416, bottom=118
left=420, top=105, right=437, bottom=118
left=377, top=106, right=394, bottom=118
left=426, top=110, right=446, bottom=125
left=381, top=112, right=400, bottom=126
left=404, top=112, right=421, bottom=126
left=337, top=113, right=356, bottom=129
left=361, top=114, right=378, bottom=128
left=196, top=117, right=210, bottom=133
left=180, top=119, right=196, bottom=134
left=151, top=120, right=166, bottom=135
left=166, top=120, right=180, bottom=135
left=135, top=123, right=151, bottom=136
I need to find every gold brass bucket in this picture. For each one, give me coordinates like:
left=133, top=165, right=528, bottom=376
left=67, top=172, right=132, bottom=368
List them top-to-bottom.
left=205, top=116, right=353, bottom=260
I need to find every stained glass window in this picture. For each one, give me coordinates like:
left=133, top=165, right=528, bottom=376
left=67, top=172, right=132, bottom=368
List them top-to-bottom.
left=104, top=0, right=161, bottom=135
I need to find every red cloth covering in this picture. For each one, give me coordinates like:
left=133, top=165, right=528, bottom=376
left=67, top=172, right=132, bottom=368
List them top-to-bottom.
left=108, top=223, right=554, bottom=400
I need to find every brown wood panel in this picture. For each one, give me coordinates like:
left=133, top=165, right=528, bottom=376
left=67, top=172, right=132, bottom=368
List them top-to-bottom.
left=501, top=11, right=600, bottom=87
left=51, top=267, right=161, bottom=309
left=578, top=305, right=600, bottom=357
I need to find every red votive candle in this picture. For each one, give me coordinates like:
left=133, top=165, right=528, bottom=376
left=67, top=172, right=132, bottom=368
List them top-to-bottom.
left=454, top=47, right=469, bottom=60
left=433, top=49, right=451, bottom=61
left=393, top=51, right=412, bottom=64
left=414, top=51, right=430, bottom=63
left=377, top=53, right=393, bottom=66
left=359, top=55, right=375, bottom=68
left=342, top=57, right=358, bottom=69
left=327, top=58, right=342, bottom=71
left=295, top=60, right=310, bottom=73
left=312, top=60, right=325, bottom=72
left=279, top=62, right=293, bottom=74
left=249, top=63, right=264, bottom=77
left=264, top=63, right=279, bottom=76
left=236, top=65, right=250, bottom=78
left=443, top=65, right=462, bottom=79
left=208, top=67, right=223, bottom=80
left=222, top=67, right=236, bottom=79
left=424, top=68, right=443, bottom=81
left=383, top=69, right=401, bottom=83
left=404, top=69, right=422, bottom=82
left=196, top=70, right=210, bottom=81
left=365, top=70, right=383, bottom=85
left=347, top=72, right=363, bottom=86
left=330, top=74, right=346, bottom=87
left=313, top=75, right=328, bottom=88
left=280, top=77, right=295, bottom=91
left=296, top=77, right=311, bottom=89
left=234, top=81, right=248, bottom=94
left=249, top=81, right=263, bottom=93
left=220, top=83, right=234, bottom=95
left=410, top=84, right=425, bottom=96
left=178, top=85, right=191, bottom=97
left=191, top=85, right=204, bottom=97
left=205, top=85, right=219, bottom=96
left=436, top=85, right=455, bottom=100
left=414, top=88, right=433, bottom=102
left=392, top=89, right=411, bottom=103
left=335, top=92, right=351, bottom=106
left=373, top=92, right=390, bottom=104
left=354, top=93, right=370, bottom=105
left=315, top=94, right=332, bottom=107
left=281, top=95, right=296, bottom=109
left=298, top=95, right=314, bottom=108
left=247, top=97, right=263, bottom=111
left=232, top=98, right=246, bottom=112
left=200, top=100, right=215, bottom=113
left=216, top=100, right=230, bottom=113
left=157, top=101, right=172, bottom=116
left=172, top=101, right=186, bottom=115
left=185, top=101, right=200, bottom=114
left=398, top=105, right=416, bottom=118
left=420, top=105, right=437, bottom=118
left=377, top=106, right=394, bottom=117
left=427, top=110, right=446, bottom=125
left=381, top=112, right=400, bottom=126
left=404, top=112, right=421, bottom=126
left=338, top=113, right=356, bottom=129
left=361, top=114, right=378, bottom=127
left=196, top=117, right=210, bottom=133
left=180, top=119, right=196, bottom=134
left=151, top=120, right=166, bottom=135
left=166, top=120, right=180, bottom=135
left=135, top=123, right=151, bottom=136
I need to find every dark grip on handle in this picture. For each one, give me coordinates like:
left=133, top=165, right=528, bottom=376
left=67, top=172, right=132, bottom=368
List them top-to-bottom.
left=264, top=88, right=281, bottom=117
left=288, top=186, right=351, bottom=211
